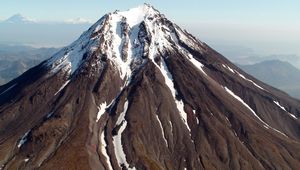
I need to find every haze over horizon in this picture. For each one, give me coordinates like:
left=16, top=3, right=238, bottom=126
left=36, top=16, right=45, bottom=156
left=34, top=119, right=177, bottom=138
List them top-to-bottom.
left=1, top=0, right=300, bottom=57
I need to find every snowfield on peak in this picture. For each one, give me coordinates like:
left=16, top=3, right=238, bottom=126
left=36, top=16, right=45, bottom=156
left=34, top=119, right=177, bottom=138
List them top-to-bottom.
left=45, top=4, right=205, bottom=85
left=117, top=4, right=158, bottom=28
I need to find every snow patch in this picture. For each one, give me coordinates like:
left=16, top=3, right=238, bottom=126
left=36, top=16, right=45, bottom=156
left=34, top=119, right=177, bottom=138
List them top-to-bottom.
left=108, top=15, right=124, bottom=78
left=46, top=16, right=106, bottom=75
left=174, top=26, right=204, bottom=53
left=168, top=32, right=207, bottom=76
left=170, top=32, right=179, bottom=43
left=49, top=42, right=88, bottom=74
left=187, top=56, right=207, bottom=76
left=160, top=59, right=191, bottom=132
left=160, top=60, right=177, bottom=97
left=222, top=64, right=265, bottom=90
left=222, top=64, right=234, bottom=73
left=227, top=66, right=235, bottom=73
left=236, top=71, right=264, bottom=90
left=54, top=80, right=70, bottom=96
left=0, top=83, right=17, bottom=96
left=224, top=87, right=287, bottom=137
left=224, top=87, right=258, bottom=119
left=175, top=100, right=190, bottom=131
left=113, top=101, right=135, bottom=169
left=115, top=101, right=128, bottom=126
left=274, top=101, right=297, bottom=119
left=274, top=101, right=286, bottom=111
left=97, top=102, right=107, bottom=122
left=193, top=110, right=199, bottom=124
left=46, top=111, right=54, bottom=119
left=289, top=113, right=297, bottom=119
left=155, top=115, right=168, bottom=147
left=225, top=117, right=230, bottom=123
left=169, top=121, right=173, bottom=136
left=271, top=128, right=288, bottom=137
left=18, top=131, right=30, bottom=148
left=100, top=131, right=113, bottom=170
left=234, top=131, right=238, bottom=137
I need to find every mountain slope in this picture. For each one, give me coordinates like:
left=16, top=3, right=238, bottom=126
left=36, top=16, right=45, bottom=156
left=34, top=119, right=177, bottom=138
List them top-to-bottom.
left=0, top=4, right=299, bottom=170
left=240, top=60, right=300, bottom=99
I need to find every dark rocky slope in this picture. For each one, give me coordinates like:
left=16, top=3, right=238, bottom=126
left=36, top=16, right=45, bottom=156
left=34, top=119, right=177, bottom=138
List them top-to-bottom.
left=0, top=4, right=299, bottom=170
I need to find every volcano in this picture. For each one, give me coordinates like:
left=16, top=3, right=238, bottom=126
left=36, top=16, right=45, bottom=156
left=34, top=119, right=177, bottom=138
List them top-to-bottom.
left=0, top=4, right=299, bottom=170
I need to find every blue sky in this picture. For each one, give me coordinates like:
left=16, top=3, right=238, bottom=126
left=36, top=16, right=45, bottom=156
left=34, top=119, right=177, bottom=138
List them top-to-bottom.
left=1, top=0, right=300, bottom=55
left=1, top=0, right=300, bottom=24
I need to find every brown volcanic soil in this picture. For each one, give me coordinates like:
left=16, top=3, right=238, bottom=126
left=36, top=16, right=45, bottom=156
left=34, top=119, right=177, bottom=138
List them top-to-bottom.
left=0, top=4, right=300, bottom=170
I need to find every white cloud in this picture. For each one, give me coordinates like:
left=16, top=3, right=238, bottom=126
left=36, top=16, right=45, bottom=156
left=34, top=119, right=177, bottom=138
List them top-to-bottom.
left=64, top=18, right=93, bottom=24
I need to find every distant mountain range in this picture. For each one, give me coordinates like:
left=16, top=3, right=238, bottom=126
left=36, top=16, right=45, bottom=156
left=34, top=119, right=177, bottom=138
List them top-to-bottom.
left=0, top=44, right=58, bottom=84
left=211, top=44, right=300, bottom=69
left=239, top=60, right=300, bottom=99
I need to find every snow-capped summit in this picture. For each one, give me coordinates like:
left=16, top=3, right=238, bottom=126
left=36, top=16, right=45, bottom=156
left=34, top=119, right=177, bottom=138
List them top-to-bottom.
left=113, top=3, right=159, bottom=27
left=47, top=4, right=204, bottom=81
left=3, top=14, right=36, bottom=24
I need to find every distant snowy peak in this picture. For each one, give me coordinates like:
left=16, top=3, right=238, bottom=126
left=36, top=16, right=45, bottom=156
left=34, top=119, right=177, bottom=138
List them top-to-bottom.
left=46, top=4, right=204, bottom=79
left=4, top=14, right=36, bottom=24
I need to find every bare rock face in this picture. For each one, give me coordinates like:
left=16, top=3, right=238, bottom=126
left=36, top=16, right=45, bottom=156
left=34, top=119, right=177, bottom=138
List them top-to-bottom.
left=0, top=4, right=300, bottom=170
